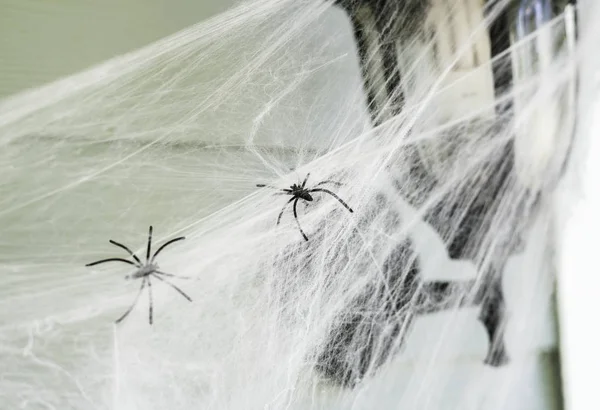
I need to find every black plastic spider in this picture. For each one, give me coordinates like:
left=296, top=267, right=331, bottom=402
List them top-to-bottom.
left=257, top=173, right=354, bottom=241
left=86, top=226, right=191, bottom=325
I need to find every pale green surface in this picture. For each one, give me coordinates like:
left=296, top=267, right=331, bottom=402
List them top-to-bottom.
left=0, top=0, right=237, bottom=99
left=0, top=139, right=258, bottom=322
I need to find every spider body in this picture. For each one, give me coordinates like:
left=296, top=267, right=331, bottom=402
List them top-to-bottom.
left=257, top=173, right=353, bottom=241
left=289, top=184, right=313, bottom=201
left=86, top=226, right=191, bottom=325
left=128, top=263, right=159, bottom=279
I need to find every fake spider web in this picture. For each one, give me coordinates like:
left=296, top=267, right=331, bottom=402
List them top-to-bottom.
left=0, top=0, right=595, bottom=409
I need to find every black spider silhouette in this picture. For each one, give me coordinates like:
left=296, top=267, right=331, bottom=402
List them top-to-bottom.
left=257, top=173, right=354, bottom=241
left=86, top=226, right=191, bottom=325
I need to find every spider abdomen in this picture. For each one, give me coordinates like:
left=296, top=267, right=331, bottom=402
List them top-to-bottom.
left=299, top=192, right=313, bottom=201
left=131, top=263, right=158, bottom=279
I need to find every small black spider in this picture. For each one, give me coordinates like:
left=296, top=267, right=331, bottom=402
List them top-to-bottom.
left=257, top=173, right=354, bottom=241
left=86, top=226, right=191, bottom=325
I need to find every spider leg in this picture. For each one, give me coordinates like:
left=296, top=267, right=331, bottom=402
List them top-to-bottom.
left=302, top=173, right=310, bottom=188
left=314, top=180, right=343, bottom=188
left=257, top=185, right=293, bottom=195
left=309, top=188, right=354, bottom=213
left=272, top=189, right=293, bottom=197
left=277, top=197, right=295, bottom=225
left=293, top=198, right=309, bottom=241
left=146, top=226, right=153, bottom=263
left=151, top=236, right=185, bottom=263
left=109, top=240, right=142, bottom=266
left=86, top=258, right=137, bottom=267
left=156, top=270, right=193, bottom=280
left=152, top=274, right=193, bottom=302
left=115, top=277, right=147, bottom=324
left=147, top=277, right=153, bottom=325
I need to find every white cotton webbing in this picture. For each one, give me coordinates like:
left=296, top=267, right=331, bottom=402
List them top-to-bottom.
left=0, top=0, right=595, bottom=409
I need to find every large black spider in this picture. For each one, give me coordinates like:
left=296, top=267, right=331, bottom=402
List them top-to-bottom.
left=257, top=173, right=354, bottom=241
left=86, top=226, right=191, bottom=325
